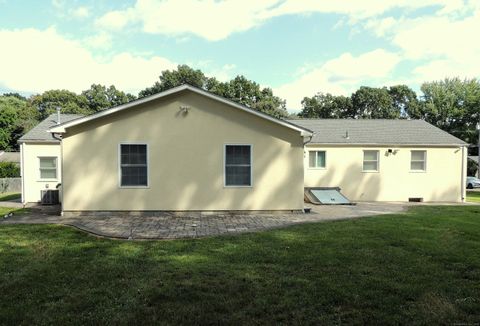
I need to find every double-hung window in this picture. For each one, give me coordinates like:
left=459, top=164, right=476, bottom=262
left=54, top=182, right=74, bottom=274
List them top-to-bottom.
left=119, top=144, right=148, bottom=187
left=225, top=145, right=252, bottom=187
left=363, top=150, right=379, bottom=172
left=411, top=150, right=426, bottom=171
left=309, top=151, right=326, bottom=169
left=39, top=157, right=57, bottom=179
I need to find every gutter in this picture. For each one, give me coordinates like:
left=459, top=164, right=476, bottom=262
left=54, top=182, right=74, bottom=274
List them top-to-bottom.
left=305, top=143, right=467, bottom=148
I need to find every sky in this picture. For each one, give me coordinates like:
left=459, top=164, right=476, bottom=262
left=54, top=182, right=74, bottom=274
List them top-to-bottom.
left=0, top=0, right=479, bottom=112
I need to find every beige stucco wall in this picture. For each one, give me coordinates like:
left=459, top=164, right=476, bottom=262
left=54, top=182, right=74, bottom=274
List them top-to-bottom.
left=61, top=90, right=305, bottom=212
left=21, top=142, right=61, bottom=203
left=304, top=145, right=466, bottom=202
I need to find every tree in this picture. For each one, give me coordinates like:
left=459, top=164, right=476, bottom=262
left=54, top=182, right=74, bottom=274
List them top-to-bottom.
left=139, top=65, right=208, bottom=97
left=140, top=65, right=288, bottom=118
left=219, top=76, right=288, bottom=118
left=420, top=78, right=480, bottom=142
left=82, top=84, right=136, bottom=113
left=387, top=85, right=420, bottom=118
left=351, top=86, right=399, bottom=119
left=30, top=89, right=90, bottom=119
left=1, top=92, right=27, bottom=101
left=299, top=93, right=352, bottom=118
left=0, top=95, right=38, bottom=150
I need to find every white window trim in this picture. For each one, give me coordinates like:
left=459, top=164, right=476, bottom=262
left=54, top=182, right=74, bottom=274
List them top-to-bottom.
left=118, top=142, right=150, bottom=189
left=224, top=144, right=253, bottom=188
left=308, top=150, right=327, bottom=170
left=362, top=150, right=380, bottom=173
left=410, top=150, right=427, bottom=173
left=38, top=156, right=58, bottom=181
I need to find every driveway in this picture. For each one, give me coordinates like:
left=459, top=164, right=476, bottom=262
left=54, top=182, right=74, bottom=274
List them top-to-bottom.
left=0, top=202, right=412, bottom=240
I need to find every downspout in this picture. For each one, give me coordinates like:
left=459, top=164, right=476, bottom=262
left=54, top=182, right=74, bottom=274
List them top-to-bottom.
left=51, top=132, right=63, bottom=215
left=302, top=133, right=313, bottom=213
left=303, top=134, right=313, bottom=146
left=20, top=143, right=25, bottom=205
left=461, top=146, right=466, bottom=202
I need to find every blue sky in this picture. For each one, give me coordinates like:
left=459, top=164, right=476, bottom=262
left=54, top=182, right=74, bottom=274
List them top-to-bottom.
left=0, top=0, right=479, bottom=112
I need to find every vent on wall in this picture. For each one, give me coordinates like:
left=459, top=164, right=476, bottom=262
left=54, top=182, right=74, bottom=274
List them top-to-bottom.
left=41, top=190, right=59, bottom=205
left=408, top=197, right=423, bottom=203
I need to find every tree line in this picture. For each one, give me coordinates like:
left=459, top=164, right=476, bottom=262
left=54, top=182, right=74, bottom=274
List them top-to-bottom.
left=1, top=64, right=479, bottom=151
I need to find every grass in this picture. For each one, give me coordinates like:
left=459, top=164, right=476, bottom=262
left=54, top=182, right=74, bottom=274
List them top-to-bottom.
left=467, top=190, right=480, bottom=203
left=0, top=192, right=20, bottom=202
left=0, top=206, right=479, bottom=325
left=0, top=206, right=29, bottom=217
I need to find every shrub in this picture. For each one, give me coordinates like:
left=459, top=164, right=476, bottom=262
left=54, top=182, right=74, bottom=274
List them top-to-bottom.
left=467, top=159, right=478, bottom=177
left=0, top=162, right=20, bottom=178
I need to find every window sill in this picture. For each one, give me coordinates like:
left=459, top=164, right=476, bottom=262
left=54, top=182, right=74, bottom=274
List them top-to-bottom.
left=308, top=167, right=326, bottom=170
left=361, top=170, right=379, bottom=173
left=410, top=170, right=426, bottom=173
left=37, top=179, right=58, bottom=182
left=224, top=185, right=253, bottom=188
left=118, top=186, right=150, bottom=189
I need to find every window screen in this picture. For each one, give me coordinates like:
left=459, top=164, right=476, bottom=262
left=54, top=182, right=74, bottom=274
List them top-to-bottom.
left=120, top=144, right=148, bottom=187
left=225, top=145, right=251, bottom=186
left=363, top=150, right=379, bottom=171
left=411, top=150, right=426, bottom=171
left=309, top=151, right=326, bottom=168
left=39, top=157, right=57, bottom=179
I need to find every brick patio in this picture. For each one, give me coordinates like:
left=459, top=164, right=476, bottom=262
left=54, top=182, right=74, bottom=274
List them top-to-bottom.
left=0, top=203, right=410, bottom=240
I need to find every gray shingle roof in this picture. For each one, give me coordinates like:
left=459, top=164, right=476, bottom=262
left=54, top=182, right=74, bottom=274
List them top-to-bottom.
left=19, top=114, right=83, bottom=143
left=287, top=119, right=467, bottom=146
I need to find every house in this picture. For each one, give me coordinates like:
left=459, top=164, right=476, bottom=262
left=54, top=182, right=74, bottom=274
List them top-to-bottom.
left=19, top=85, right=467, bottom=215
left=46, top=85, right=310, bottom=214
left=18, top=114, right=83, bottom=203
left=289, top=119, right=467, bottom=202
left=0, top=151, right=20, bottom=165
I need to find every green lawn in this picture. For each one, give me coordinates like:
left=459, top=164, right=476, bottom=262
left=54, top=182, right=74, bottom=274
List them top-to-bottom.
left=467, top=190, right=480, bottom=203
left=0, top=192, right=20, bottom=202
left=0, top=206, right=479, bottom=325
left=0, top=206, right=29, bottom=217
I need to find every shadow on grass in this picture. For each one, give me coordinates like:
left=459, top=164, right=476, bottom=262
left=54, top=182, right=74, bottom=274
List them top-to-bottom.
left=0, top=192, right=20, bottom=202
left=0, top=206, right=479, bottom=325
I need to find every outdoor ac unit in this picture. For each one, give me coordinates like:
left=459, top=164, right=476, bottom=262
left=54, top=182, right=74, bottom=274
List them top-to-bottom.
left=40, top=190, right=59, bottom=205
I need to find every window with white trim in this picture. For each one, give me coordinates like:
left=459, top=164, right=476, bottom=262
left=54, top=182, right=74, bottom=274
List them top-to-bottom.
left=120, top=144, right=148, bottom=187
left=225, top=145, right=251, bottom=186
left=363, top=150, right=379, bottom=171
left=411, top=150, right=426, bottom=171
left=309, top=151, right=326, bottom=168
left=39, top=157, right=57, bottom=179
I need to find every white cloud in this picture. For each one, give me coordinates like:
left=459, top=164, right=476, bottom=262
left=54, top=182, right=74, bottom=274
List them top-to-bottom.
left=95, top=0, right=465, bottom=41
left=96, top=0, right=278, bottom=41
left=362, top=4, right=480, bottom=82
left=72, top=6, right=90, bottom=19
left=96, top=9, right=133, bottom=30
left=0, top=27, right=177, bottom=94
left=84, top=32, right=113, bottom=49
left=274, top=49, right=401, bottom=111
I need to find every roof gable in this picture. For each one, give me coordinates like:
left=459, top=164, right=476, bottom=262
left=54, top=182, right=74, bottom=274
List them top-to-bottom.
left=49, top=85, right=312, bottom=136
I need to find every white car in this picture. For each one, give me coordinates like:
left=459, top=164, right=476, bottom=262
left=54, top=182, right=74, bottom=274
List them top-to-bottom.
left=466, top=176, right=480, bottom=189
